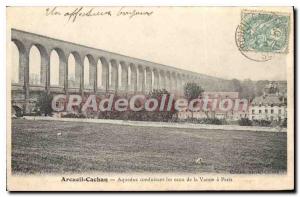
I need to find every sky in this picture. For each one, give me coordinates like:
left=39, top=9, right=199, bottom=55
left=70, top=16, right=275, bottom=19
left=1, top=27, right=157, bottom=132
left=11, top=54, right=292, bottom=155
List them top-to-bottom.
left=7, top=7, right=292, bottom=81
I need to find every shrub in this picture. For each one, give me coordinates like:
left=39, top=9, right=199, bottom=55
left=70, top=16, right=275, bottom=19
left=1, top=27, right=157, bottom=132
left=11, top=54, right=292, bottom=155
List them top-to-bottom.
left=36, top=92, right=53, bottom=116
left=12, top=106, right=23, bottom=117
left=61, top=113, right=86, bottom=119
left=186, top=117, right=225, bottom=125
left=204, top=118, right=224, bottom=125
left=238, top=118, right=253, bottom=126
left=281, top=118, right=287, bottom=128
left=253, top=119, right=272, bottom=127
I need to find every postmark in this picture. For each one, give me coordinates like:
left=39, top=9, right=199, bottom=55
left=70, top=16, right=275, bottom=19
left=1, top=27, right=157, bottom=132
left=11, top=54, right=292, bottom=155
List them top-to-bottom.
left=235, top=10, right=290, bottom=62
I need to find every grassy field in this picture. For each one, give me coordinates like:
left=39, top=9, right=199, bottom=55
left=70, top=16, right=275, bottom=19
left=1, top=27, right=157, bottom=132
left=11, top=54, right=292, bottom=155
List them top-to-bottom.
left=11, top=119, right=287, bottom=174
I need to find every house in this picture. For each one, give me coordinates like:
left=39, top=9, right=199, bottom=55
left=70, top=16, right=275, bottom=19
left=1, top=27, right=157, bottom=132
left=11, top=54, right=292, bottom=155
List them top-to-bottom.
left=249, top=82, right=287, bottom=122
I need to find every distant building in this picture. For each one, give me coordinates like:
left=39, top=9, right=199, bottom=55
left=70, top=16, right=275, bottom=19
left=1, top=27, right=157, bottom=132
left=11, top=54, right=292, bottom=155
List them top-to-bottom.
left=249, top=82, right=287, bottom=122
left=177, top=91, right=248, bottom=120
left=203, top=92, right=239, bottom=99
left=203, top=92, right=248, bottom=120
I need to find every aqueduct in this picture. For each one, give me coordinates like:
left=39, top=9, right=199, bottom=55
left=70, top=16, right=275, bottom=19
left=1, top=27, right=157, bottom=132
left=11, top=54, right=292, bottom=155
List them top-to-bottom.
left=10, top=28, right=227, bottom=113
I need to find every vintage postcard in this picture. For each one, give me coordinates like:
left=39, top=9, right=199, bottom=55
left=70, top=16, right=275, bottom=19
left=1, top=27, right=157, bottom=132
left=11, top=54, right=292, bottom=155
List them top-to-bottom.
left=6, top=6, right=294, bottom=191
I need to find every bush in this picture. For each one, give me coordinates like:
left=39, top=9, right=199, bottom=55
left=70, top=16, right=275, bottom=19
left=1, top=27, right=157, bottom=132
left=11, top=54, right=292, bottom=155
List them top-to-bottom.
left=93, top=89, right=177, bottom=122
left=36, top=92, right=53, bottom=116
left=12, top=107, right=23, bottom=117
left=95, top=109, right=177, bottom=122
left=61, top=113, right=86, bottom=119
left=186, top=118, right=225, bottom=125
left=203, top=118, right=225, bottom=125
left=238, top=118, right=253, bottom=126
left=281, top=118, right=287, bottom=128
left=253, top=119, right=272, bottom=127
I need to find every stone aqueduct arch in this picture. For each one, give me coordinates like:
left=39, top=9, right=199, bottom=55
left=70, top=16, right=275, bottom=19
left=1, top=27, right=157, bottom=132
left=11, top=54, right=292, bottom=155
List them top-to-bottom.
left=11, top=29, right=204, bottom=112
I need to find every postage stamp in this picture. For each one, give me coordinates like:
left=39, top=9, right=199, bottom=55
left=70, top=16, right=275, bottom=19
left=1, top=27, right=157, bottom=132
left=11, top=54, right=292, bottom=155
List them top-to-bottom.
left=235, top=10, right=291, bottom=62
left=240, top=10, right=290, bottom=53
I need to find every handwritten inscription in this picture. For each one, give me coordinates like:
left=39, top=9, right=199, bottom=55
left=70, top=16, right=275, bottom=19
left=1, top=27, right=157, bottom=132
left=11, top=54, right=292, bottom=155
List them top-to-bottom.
left=46, top=7, right=154, bottom=22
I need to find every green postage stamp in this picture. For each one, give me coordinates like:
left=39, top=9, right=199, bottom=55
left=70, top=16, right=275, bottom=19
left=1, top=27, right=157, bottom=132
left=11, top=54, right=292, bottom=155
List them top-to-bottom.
left=239, top=10, right=290, bottom=53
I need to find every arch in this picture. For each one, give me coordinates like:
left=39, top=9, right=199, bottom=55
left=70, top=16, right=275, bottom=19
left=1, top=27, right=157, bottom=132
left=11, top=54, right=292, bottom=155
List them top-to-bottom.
left=11, top=39, right=27, bottom=84
left=11, top=39, right=26, bottom=55
left=11, top=41, right=19, bottom=83
left=29, top=43, right=48, bottom=86
left=29, top=45, right=41, bottom=85
left=51, top=48, right=67, bottom=87
left=50, top=49, right=60, bottom=86
left=67, top=52, right=81, bottom=88
left=68, top=53, right=76, bottom=88
left=82, top=54, right=96, bottom=90
left=84, top=57, right=91, bottom=89
left=100, top=57, right=109, bottom=91
left=96, top=59, right=102, bottom=89
left=109, top=59, right=118, bottom=91
left=108, top=61, right=111, bottom=87
left=120, top=61, right=128, bottom=91
left=118, top=62, right=122, bottom=88
left=129, top=63, right=137, bottom=92
left=128, top=64, right=131, bottom=86
left=137, top=65, right=145, bottom=92
left=145, top=67, right=152, bottom=92
left=153, top=69, right=159, bottom=90
left=159, top=70, right=166, bottom=90
left=165, top=71, right=171, bottom=91
left=171, top=72, right=177, bottom=93
left=176, top=73, right=182, bottom=95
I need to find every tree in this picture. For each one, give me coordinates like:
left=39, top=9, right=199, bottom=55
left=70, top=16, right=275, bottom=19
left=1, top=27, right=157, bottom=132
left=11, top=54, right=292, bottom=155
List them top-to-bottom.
left=231, top=78, right=242, bottom=93
left=240, top=79, right=256, bottom=100
left=255, top=80, right=269, bottom=96
left=184, top=82, right=204, bottom=118
left=184, top=82, right=204, bottom=101
left=148, top=89, right=177, bottom=122
left=36, top=92, right=53, bottom=116
left=238, top=118, right=253, bottom=126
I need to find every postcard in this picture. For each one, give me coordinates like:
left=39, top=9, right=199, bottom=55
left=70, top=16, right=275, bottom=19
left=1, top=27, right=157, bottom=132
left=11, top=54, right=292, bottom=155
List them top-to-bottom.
left=7, top=6, right=294, bottom=191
